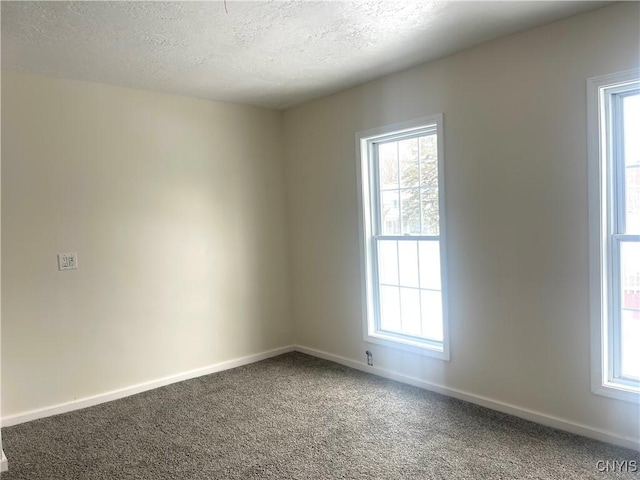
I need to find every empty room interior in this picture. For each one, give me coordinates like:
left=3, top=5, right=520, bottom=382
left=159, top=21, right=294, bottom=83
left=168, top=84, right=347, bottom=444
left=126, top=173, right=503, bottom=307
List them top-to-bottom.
left=1, top=1, right=640, bottom=478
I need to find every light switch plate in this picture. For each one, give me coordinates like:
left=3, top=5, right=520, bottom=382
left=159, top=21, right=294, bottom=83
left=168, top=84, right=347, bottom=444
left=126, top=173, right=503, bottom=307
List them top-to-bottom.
left=58, top=253, right=78, bottom=271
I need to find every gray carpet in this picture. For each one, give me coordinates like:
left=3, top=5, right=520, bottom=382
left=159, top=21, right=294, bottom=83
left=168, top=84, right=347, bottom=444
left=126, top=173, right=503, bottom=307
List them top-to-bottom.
left=2, top=352, right=639, bottom=479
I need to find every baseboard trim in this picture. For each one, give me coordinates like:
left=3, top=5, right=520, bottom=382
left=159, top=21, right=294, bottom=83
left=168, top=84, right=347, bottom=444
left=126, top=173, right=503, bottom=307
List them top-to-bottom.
left=3, top=344, right=637, bottom=452
left=1, top=345, right=294, bottom=428
left=294, top=345, right=640, bottom=452
left=1, top=450, right=8, bottom=472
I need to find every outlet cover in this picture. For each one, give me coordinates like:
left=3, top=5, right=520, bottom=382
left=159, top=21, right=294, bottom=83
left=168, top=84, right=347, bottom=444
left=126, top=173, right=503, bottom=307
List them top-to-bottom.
left=58, top=253, right=78, bottom=271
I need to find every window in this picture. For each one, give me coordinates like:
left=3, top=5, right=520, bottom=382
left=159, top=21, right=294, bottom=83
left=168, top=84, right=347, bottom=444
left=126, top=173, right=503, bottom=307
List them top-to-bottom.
left=588, top=70, right=640, bottom=402
left=356, top=115, right=449, bottom=359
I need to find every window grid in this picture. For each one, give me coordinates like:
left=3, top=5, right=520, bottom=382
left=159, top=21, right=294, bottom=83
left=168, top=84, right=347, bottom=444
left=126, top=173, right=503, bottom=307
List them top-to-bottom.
left=591, top=73, right=640, bottom=400
left=608, top=87, right=640, bottom=385
left=357, top=115, right=448, bottom=360
left=372, top=129, right=442, bottom=343
left=373, top=239, right=443, bottom=339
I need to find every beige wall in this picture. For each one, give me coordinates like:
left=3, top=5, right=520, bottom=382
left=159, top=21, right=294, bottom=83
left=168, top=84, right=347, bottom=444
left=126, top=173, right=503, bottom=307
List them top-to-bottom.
left=284, top=3, right=640, bottom=442
left=1, top=72, right=292, bottom=416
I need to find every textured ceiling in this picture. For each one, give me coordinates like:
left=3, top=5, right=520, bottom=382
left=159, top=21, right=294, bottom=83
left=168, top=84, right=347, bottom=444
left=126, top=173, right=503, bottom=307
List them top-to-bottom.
left=1, top=1, right=610, bottom=109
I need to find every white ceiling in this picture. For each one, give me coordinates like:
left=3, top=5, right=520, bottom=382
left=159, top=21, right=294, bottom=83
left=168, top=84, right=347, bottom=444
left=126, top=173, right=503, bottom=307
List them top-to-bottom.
left=1, top=1, right=611, bottom=109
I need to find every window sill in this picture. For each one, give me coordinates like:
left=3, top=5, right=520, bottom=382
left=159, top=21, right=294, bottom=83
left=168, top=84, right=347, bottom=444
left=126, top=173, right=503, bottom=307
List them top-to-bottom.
left=365, top=331, right=450, bottom=361
left=592, top=381, right=640, bottom=404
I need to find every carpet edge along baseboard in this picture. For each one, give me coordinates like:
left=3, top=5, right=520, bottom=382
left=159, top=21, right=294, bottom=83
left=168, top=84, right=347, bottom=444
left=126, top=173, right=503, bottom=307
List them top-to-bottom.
left=2, top=344, right=638, bottom=452
left=1, top=346, right=295, bottom=428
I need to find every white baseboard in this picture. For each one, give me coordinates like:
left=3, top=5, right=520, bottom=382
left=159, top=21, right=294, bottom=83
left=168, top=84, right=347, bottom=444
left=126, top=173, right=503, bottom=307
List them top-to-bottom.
left=2, top=343, right=637, bottom=452
left=1, top=345, right=294, bottom=428
left=294, top=345, right=640, bottom=452
left=1, top=450, right=8, bottom=472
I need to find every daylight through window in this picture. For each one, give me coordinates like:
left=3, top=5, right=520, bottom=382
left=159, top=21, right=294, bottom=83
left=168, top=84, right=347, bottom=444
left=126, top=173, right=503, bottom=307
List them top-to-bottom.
left=589, top=71, right=640, bottom=401
left=357, top=115, right=449, bottom=359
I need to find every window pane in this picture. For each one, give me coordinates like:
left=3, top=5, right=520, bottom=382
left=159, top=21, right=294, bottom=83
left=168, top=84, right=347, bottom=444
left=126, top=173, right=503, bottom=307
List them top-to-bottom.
left=624, top=93, right=640, bottom=233
left=624, top=94, right=640, bottom=167
left=419, top=134, right=437, bottom=162
left=419, top=134, right=438, bottom=186
left=399, top=138, right=419, bottom=188
left=379, top=142, right=399, bottom=190
left=420, top=156, right=438, bottom=187
left=627, top=167, right=640, bottom=233
left=421, top=187, right=439, bottom=235
left=401, top=188, right=421, bottom=234
left=381, top=190, right=400, bottom=235
left=377, top=240, right=398, bottom=285
left=398, top=240, right=419, bottom=288
left=418, top=241, right=441, bottom=290
left=620, top=241, right=640, bottom=379
left=380, top=286, right=401, bottom=333
left=400, top=287, right=421, bottom=336
left=421, top=290, right=444, bottom=342
left=621, top=311, right=640, bottom=379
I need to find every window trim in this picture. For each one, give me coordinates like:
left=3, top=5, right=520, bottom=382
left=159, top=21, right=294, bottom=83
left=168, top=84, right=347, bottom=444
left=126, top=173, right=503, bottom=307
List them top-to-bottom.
left=588, top=69, right=640, bottom=403
left=355, top=114, right=450, bottom=360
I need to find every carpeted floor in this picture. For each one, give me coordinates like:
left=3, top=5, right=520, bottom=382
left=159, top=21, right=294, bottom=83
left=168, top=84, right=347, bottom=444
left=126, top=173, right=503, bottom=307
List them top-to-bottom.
left=2, top=352, right=639, bottom=479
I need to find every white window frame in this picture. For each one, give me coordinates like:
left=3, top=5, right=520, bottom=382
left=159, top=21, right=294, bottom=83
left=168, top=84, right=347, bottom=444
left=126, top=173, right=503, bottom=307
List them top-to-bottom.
left=588, top=69, right=640, bottom=403
left=356, top=114, right=450, bottom=360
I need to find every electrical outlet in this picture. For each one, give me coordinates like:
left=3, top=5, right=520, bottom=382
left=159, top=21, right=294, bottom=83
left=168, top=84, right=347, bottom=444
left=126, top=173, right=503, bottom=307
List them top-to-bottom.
left=58, top=253, right=78, bottom=271
left=366, top=350, right=373, bottom=366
